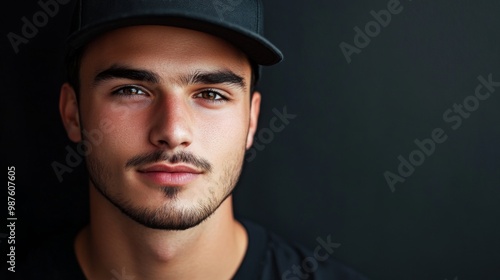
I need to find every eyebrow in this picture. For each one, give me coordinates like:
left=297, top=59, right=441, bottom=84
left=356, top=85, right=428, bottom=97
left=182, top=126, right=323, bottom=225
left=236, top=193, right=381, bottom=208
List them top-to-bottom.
left=93, top=65, right=246, bottom=90
left=94, top=65, right=160, bottom=85
left=186, top=70, right=246, bottom=90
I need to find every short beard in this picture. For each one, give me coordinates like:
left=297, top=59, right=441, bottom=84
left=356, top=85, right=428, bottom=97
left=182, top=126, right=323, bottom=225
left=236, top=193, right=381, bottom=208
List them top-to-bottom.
left=86, top=149, right=244, bottom=231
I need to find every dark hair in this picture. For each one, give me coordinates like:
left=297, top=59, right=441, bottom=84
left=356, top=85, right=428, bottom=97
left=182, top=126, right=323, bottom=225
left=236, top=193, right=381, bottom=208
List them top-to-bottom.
left=65, top=51, right=83, bottom=98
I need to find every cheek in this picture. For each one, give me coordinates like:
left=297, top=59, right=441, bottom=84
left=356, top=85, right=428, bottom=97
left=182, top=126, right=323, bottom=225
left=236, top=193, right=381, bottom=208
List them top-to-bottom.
left=82, top=103, right=147, bottom=164
left=196, top=107, right=249, bottom=160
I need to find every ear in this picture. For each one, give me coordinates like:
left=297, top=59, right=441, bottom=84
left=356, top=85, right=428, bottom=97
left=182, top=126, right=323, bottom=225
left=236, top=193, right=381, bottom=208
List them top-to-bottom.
left=59, top=83, right=82, bottom=143
left=246, top=91, right=261, bottom=149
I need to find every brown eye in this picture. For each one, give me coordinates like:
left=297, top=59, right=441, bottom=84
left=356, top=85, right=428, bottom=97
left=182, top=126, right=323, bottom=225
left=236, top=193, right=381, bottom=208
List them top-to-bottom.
left=112, top=86, right=147, bottom=96
left=195, top=90, right=227, bottom=103
left=202, top=91, right=220, bottom=100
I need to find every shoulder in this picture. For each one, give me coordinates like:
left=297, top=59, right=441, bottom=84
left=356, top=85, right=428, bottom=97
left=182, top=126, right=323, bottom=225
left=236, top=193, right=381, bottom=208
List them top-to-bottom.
left=236, top=218, right=370, bottom=280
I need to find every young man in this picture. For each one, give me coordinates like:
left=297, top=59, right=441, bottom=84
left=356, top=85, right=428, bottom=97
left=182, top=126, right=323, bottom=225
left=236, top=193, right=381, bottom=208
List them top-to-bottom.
left=23, top=0, right=370, bottom=279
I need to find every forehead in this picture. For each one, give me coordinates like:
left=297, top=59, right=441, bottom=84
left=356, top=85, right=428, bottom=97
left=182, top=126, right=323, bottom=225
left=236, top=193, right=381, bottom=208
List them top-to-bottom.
left=79, top=25, right=251, bottom=84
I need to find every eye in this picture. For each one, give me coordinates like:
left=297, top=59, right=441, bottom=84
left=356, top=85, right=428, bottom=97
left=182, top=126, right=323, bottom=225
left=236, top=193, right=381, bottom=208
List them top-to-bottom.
left=112, top=86, right=148, bottom=96
left=194, top=90, right=228, bottom=103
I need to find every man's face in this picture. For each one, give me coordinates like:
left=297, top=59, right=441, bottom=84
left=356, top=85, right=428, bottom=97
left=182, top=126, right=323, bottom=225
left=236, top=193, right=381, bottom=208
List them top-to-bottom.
left=61, top=25, right=260, bottom=230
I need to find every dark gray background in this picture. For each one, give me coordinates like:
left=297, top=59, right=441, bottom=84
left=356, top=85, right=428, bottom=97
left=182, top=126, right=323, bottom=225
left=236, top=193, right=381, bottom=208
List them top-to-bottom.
left=2, top=1, right=500, bottom=279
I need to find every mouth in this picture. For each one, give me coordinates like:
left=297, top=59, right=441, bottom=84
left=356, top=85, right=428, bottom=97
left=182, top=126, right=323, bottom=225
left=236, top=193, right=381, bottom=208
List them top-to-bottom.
left=137, top=164, right=203, bottom=186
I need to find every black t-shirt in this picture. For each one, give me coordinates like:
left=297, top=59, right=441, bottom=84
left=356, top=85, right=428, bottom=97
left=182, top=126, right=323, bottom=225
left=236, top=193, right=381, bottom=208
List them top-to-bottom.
left=17, top=219, right=370, bottom=280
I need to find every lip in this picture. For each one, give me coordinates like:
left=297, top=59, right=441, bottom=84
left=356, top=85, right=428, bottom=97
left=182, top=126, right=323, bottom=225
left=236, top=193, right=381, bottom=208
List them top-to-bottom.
left=137, top=164, right=202, bottom=186
left=139, top=164, right=203, bottom=174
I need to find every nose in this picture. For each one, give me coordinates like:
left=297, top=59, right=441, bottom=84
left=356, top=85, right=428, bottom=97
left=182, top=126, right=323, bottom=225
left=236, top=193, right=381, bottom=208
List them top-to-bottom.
left=148, top=93, right=193, bottom=150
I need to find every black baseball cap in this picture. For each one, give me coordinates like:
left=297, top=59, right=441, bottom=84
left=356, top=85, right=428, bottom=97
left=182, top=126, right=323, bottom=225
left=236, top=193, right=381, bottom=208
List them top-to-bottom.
left=66, top=0, right=283, bottom=66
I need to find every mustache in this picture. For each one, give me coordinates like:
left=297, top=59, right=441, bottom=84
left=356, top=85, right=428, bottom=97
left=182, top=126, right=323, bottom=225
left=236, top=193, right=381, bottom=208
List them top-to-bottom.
left=125, top=150, right=212, bottom=172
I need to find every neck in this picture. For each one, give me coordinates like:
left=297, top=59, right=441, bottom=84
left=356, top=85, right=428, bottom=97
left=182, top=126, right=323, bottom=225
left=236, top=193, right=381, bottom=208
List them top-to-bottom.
left=75, top=186, right=248, bottom=280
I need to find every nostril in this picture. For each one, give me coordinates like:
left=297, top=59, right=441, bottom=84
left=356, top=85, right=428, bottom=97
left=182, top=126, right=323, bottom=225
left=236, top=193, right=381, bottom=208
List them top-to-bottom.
left=157, top=139, right=169, bottom=146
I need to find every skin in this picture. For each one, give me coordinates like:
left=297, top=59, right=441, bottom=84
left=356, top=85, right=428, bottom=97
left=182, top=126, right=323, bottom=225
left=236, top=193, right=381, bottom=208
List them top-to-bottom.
left=59, top=25, right=261, bottom=279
